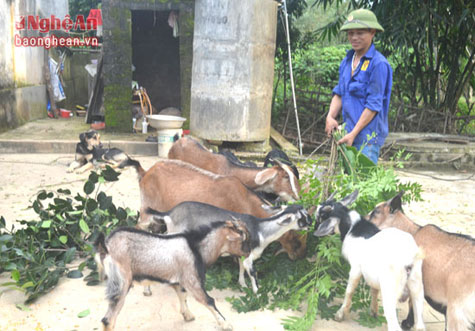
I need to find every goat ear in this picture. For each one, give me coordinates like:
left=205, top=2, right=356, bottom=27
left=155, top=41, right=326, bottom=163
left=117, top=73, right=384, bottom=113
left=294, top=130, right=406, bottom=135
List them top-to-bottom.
left=79, top=133, right=86, bottom=144
left=255, top=168, right=277, bottom=185
left=340, top=190, right=359, bottom=207
left=389, top=192, right=404, bottom=213
left=277, top=217, right=292, bottom=225
left=313, top=218, right=338, bottom=237
left=226, top=231, right=242, bottom=242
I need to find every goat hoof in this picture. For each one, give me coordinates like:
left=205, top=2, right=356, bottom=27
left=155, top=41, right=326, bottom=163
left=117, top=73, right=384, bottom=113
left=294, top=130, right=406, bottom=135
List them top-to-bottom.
left=238, top=280, right=247, bottom=289
left=143, top=290, right=152, bottom=297
left=334, top=309, right=345, bottom=322
left=183, top=313, right=195, bottom=322
left=401, top=319, right=413, bottom=330
left=219, top=322, right=233, bottom=331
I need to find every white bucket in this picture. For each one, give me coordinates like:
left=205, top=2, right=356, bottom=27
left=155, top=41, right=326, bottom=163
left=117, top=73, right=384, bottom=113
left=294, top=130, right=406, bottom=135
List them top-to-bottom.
left=158, top=128, right=182, bottom=158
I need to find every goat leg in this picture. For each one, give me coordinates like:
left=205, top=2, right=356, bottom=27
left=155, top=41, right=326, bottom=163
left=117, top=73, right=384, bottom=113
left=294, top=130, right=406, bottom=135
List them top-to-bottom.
left=242, top=256, right=259, bottom=294
left=238, top=258, right=248, bottom=289
left=407, top=260, right=425, bottom=331
left=102, top=268, right=131, bottom=331
left=335, top=270, right=361, bottom=322
left=182, top=277, right=232, bottom=330
left=380, top=278, right=402, bottom=331
left=142, top=282, right=153, bottom=296
left=172, top=284, right=195, bottom=321
left=401, top=307, right=414, bottom=330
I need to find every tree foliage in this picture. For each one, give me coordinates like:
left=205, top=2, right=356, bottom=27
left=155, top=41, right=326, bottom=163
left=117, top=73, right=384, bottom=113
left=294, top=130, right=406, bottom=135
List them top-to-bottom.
left=309, top=0, right=475, bottom=133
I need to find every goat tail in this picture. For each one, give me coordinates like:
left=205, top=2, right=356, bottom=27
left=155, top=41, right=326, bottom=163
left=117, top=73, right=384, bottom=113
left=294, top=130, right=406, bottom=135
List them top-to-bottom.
left=125, top=158, right=146, bottom=180
left=145, top=207, right=171, bottom=232
left=94, top=233, right=108, bottom=281
left=104, top=257, right=125, bottom=303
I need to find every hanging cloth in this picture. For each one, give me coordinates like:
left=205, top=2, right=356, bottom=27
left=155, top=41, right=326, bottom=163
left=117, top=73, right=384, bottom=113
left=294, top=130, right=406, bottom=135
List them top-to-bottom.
left=168, top=11, right=179, bottom=38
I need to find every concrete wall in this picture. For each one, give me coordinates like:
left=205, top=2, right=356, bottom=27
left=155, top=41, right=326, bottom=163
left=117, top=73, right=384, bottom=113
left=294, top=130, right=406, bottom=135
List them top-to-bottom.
left=0, top=0, right=68, bottom=132
left=102, top=0, right=194, bottom=132
left=190, top=0, right=278, bottom=143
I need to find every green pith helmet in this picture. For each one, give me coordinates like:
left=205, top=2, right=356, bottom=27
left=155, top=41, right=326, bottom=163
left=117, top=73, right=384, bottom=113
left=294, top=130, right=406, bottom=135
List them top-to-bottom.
left=340, top=9, right=384, bottom=32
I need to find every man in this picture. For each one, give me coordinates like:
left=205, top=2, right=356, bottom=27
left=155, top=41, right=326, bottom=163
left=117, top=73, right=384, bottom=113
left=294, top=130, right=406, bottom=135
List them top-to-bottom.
left=325, top=9, right=392, bottom=164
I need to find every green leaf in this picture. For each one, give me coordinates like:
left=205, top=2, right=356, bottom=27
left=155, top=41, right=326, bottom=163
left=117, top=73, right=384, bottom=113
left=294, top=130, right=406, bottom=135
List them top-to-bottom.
left=88, top=172, right=99, bottom=183
left=83, top=181, right=95, bottom=195
left=57, top=188, right=71, bottom=195
left=37, top=190, right=48, bottom=200
left=85, top=199, right=98, bottom=213
left=0, top=216, right=6, bottom=228
left=79, top=219, right=90, bottom=234
left=41, top=220, right=52, bottom=228
left=0, top=234, right=13, bottom=242
left=59, top=235, right=68, bottom=244
left=64, top=247, right=77, bottom=264
left=11, top=269, right=20, bottom=282
left=67, top=270, right=83, bottom=279
left=21, top=281, right=35, bottom=289
left=16, top=303, right=31, bottom=311
left=77, top=309, right=90, bottom=318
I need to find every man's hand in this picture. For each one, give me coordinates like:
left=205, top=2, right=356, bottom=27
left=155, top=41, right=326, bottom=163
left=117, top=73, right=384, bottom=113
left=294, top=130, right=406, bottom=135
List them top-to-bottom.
left=325, top=116, right=339, bottom=137
left=337, top=132, right=356, bottom=146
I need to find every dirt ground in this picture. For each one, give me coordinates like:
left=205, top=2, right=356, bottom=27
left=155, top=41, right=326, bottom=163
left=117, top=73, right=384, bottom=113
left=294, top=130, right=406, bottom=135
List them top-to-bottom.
left=0, top=153, right=473, bottom=331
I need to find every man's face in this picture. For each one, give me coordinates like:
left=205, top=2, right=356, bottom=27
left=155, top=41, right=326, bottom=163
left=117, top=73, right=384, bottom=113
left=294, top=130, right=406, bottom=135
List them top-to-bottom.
left=347, top=29, right=376, bottom=53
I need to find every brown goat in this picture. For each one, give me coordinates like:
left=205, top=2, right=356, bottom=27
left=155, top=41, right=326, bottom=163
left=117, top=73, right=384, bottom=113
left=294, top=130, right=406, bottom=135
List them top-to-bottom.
left=167, top=137, right=301, bottom=202
left=129, top=159, right=307, bottom=262
left=368, top=192, right=475, bottom=331
left=95, top=220, right=250, bottom=331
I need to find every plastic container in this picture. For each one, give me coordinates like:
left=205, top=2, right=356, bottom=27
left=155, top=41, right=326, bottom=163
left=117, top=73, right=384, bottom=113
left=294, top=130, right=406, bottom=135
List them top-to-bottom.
left=59, top=109, right=72, bottom=118
left=146, top=114, right=186, bottom=130
left=158, top=128, right=182, bottom=158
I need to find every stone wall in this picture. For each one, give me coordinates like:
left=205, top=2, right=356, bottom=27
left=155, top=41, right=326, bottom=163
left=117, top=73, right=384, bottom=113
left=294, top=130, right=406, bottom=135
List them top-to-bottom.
left=0, top=0, right=68, bottom=132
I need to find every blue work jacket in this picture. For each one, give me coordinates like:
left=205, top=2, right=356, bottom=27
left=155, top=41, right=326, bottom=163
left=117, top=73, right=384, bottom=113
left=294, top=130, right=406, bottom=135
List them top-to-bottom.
left=333, top=44, right=393, bottom=147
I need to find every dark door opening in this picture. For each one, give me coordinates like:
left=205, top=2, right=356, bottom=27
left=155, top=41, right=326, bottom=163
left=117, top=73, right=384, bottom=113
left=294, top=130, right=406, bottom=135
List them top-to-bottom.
left=132, top=10, right=181, bottom=113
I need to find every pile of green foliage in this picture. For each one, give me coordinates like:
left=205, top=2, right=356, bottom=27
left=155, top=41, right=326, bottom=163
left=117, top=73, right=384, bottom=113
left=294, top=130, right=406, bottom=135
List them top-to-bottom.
left=0, top=167, right=137, bottom=303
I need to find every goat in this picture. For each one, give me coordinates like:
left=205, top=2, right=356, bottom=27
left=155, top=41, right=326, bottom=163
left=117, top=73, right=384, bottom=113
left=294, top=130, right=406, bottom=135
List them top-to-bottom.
left=167, top=137, right=301, bottom=202
left=263, top=148, right=300, bottom=179
left=128, top=158, right=307, bottom=263
left=313, top=191, right=425, bottom=331
left=368, top=192, right=475, bottom=331
left=145, top=201, right=312, bottom=293
left=94, top=219, right=250, bottom=331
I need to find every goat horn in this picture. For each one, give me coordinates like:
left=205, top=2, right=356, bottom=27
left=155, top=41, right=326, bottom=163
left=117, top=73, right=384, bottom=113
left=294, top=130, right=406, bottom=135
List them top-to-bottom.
left=326, top=191, right=337, bottom=201
left=274, top=247, right=287, bottom=256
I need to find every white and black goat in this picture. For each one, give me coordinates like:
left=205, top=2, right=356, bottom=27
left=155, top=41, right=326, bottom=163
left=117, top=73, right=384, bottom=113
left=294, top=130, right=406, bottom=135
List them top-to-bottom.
left=313, top=191, right=425, bottom=331
left=369, top=192, right=475, bottom=331
left=146, top=201, right=312, bottom=294
left=94, top=220, right=250, bottom=331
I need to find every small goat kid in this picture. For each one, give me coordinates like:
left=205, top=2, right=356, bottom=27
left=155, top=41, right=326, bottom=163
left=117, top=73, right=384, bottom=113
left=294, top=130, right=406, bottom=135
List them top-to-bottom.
left=167, top=137, right=301, bottom=202
left=313, top=191, right=425, bottom=331
left=369, top=192, right=475, bottom=331
left=145, top=201, right=312, bottom=293
left=95, top=220, right=250, bottom=331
